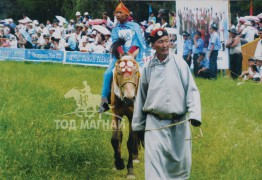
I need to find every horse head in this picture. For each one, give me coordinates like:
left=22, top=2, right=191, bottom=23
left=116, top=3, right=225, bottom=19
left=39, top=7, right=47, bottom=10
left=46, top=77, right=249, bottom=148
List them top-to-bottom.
left=112, top=38, right=140, bottom=105
left=64, top=88, right=80, bottom=101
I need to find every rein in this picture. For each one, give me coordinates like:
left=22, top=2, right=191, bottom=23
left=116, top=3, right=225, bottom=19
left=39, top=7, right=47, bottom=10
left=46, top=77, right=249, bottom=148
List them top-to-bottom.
left=144, top=119, right=203, bottom=141
left=145, top=119, right=189, bottom=132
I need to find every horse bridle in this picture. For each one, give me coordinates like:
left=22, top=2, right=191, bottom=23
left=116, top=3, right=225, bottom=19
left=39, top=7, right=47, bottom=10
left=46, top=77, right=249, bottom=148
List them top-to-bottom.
left=115, top=59, right=140, bottom=95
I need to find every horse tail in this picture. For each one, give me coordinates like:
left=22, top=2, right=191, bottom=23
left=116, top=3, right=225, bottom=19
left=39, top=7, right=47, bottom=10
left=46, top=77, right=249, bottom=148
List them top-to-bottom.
left=111, top=38, right=126, bottom=59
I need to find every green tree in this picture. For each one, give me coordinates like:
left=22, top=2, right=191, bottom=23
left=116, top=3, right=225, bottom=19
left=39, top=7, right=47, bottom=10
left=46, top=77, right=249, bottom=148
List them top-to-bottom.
left=230, top=0, right=262, bottom=25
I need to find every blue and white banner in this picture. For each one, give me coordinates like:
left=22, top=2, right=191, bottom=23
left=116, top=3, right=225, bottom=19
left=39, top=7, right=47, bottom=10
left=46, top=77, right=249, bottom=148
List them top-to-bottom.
left=0, top=48, right=25, bottom=61
left=0, top=48, right=111, bottom=67
left=25, top=49, right=64, bottom=62
left=65, top=52, right=110, bottom=67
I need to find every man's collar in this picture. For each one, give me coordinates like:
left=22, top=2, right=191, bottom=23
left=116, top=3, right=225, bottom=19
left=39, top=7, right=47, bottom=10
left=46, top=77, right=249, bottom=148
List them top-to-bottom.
left=151, top=53, right=169, bottom=65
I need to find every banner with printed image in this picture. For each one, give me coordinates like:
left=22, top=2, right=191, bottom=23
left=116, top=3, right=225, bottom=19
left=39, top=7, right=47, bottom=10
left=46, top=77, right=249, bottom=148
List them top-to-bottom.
left=176, top=0, right=229, bottom=69
left=0, top=48, right=25, bottom=61
left=0, top=48, right=110, bottom=67
left=25, top=49, right=64, bottom=62
left=65, top=52, right=111, bottom=67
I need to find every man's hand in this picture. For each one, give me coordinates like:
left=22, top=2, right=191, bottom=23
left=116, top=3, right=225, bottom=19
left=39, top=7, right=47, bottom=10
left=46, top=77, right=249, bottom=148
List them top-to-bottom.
left=190, top=119, right=201, bottom=127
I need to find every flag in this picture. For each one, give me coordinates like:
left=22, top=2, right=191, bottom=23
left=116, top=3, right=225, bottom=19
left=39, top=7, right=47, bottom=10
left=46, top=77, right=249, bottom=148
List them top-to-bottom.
left=149, top=4, right=152, bottom=16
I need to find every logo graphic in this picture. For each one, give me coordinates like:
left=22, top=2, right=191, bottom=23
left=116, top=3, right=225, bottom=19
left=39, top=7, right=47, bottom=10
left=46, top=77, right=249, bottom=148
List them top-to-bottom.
left=57, top=81, right=126, bottom=131
left=64, top=81, right=100, bottom=118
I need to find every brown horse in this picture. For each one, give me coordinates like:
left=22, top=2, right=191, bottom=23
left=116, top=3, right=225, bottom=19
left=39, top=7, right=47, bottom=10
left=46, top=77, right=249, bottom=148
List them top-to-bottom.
left=110, top=39, right=143, bottom=178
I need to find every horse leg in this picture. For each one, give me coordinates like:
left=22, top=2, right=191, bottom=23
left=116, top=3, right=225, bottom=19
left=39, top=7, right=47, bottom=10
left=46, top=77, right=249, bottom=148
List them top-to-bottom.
left=75, top=107, right=82, bottom=117
left=127, top=114, right=141, bottom=163
left=111, top=117, right=125, bottom=170
left=126, top=130, right=136, bottom=178
left=132, top=131, right=140, bottom=163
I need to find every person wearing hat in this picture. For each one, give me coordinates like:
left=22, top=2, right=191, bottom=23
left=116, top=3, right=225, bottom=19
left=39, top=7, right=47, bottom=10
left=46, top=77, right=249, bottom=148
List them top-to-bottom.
left=99, top=1, right=145, bottom=112
left=75, top=11, right=83, bottom=23
left=83, top=12, right=90, bottom=25
left=68, top=19, right=75, bottom=29
left=27, top=23, right=35, bottom=36
left=75, top=23, right=85, bottom=50
left=208, top=23, right=221, bottom=79
left=254, top=27, right=262, bottom=58
left=132, top=28, right=201, bottom=180
left=226, top=28, right=243, bottom=79
left=193, top=30, right=204, bottom=76
left=182, top=31, right=193, bottom=67
left=103, top=33, right=112, bottom=53
left=9, top=35, right=18, bottom=48
left=79, top=36, right=89, bottom=52
left=195, top=52, right=210, bottom=79
left=255, top=57, right=262, bottom=75
left=239, top=58, right=255, bottom=79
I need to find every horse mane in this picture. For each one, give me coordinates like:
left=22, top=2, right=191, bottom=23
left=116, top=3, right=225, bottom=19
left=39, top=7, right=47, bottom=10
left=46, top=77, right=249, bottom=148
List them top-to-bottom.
left=111, top=38, right=126, bottom=59
left=113, top=70, right=123, bottom=100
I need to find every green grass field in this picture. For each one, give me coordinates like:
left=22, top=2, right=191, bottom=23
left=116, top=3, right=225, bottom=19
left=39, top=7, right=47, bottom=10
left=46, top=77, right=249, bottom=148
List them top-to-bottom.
left=0, top=61, right=261, bottom=179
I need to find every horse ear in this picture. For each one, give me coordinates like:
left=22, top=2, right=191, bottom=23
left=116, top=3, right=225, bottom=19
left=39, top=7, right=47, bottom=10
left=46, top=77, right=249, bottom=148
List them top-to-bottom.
left=117, top=46, right=125, bottom=58
left=128, top=46, right=139, bottom=59
left=131, top=49, right=139, bottom=59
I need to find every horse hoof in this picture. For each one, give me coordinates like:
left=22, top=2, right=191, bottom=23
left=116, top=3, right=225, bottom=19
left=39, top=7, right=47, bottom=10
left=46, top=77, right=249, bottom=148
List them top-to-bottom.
left=114, top=158, right=125, bottom=170
left=133, top=158, right=140, bottom=163
left=126, top=173, right=136, bottom=179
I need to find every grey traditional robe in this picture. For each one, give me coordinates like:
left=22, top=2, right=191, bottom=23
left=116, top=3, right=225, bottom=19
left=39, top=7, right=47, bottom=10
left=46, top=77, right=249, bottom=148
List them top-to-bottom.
left=132, top=52, right=201, bottom=180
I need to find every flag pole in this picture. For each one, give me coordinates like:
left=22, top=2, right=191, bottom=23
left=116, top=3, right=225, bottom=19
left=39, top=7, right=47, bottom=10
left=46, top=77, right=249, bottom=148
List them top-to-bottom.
left=250, top=0, right=253, bottom=16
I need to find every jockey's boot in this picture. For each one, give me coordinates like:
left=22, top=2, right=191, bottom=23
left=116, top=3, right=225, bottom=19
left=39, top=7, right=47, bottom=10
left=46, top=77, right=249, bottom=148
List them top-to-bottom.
left=98, top=97, right=109, bottom=113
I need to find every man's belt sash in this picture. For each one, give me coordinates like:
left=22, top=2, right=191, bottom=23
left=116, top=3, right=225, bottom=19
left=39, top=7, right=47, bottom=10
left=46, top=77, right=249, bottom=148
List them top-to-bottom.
left=150, top=113, right=185, bottom=120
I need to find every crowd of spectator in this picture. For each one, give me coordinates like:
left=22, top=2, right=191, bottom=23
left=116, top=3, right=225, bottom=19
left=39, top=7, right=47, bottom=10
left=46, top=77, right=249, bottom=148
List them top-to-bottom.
left=0, top=10, right=261, bottom=82
left=0, top=10, right=177, bottom=53
left=0, top=12, right=117, bottom=53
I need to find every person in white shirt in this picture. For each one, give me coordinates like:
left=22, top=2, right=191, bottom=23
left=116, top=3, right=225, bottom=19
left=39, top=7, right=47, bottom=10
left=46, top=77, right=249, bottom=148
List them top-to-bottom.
left=83, top=12, right=90, bottom=25
left=102, top=12, right=114, bottom=29
left=236, top=18, right=245, bottom=34
left=68, top=19, right=75, bottom=30
left=240, top=21, right=258, bottom=43
left=254, top=28, right=262, bottom=58
left=103, top=34, right=112, bottom=53
left=9, top=35, right=17, bottom=48
left=51, top=35, right=65, bottom=51
left=86, top=38, right=95, bottom=52
left=80, top=40, right=89, bottom=52
left=93, top=40, right=105, bottom=53
left=255, top=57, right=262, bottom=77
left=239, top=58, right=255, bottom=79
left=247, top=65, right=261, bottom=82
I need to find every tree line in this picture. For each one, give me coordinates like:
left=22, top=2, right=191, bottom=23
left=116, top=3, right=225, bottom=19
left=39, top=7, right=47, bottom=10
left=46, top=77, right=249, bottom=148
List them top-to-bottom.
left=2, top=0, right=261, bottom=25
